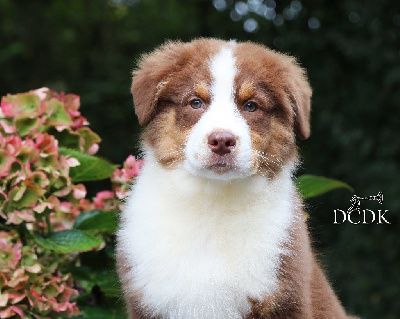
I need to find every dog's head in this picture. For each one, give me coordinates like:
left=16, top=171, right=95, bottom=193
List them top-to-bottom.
left=132, top=39, right=311, bottom=180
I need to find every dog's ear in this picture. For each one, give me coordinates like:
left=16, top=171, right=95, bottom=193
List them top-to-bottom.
left=131, top=41, right=184, bottom=126
left=285, top=58, right=312, bottom=140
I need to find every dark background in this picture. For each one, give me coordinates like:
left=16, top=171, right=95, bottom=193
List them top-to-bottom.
left=1, top=0, right=399, bottom=318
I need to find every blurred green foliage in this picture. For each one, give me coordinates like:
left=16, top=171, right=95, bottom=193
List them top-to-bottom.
left=1, top=0, right=399, bottom=318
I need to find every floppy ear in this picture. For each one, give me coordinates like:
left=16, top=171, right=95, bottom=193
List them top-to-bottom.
left=131, top=41, right=184, bottom=126
left=285, top=58, right=312, bottom=140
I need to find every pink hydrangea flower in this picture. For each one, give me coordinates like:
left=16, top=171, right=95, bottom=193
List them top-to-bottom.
left=0, top=89, right=147, bottom=317
left=124, top=155, right=144, bottom=176
left=94, top=190, right=116, bottom=210
left=0, top=235, right=22, bottom=268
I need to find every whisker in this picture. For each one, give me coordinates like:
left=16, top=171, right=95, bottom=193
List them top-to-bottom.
left=158, top=149, right=184, bottom=161
left=253, top=150, right=283, bottom=167
left=254, top=150, right=282, bottom=161
left=252, top=151, right=282, bottom=178
left=253, top=152, right=282, bottom=170
left=166, top=155, right=185, bottom=169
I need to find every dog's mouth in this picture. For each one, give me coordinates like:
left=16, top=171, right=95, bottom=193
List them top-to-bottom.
left=206, top=156, right=236, bottom=174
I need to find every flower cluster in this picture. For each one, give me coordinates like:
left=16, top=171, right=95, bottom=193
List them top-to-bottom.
left=0, top=88, right=99, bottom=154
left=0, top=89, right=142, bottom=318
left=0, top=89, right=101, bottom=232
left=0, top=132, right=89, bottom=232
left=111, top=155, right=144, bottom=203
left=0, top=231, right=79, bottom=318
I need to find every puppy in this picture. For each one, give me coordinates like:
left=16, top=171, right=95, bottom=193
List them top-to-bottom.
left=116, top=38, right=351, bottom=319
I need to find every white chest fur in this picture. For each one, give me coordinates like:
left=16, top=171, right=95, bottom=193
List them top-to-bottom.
left=117, top=154, right=297, bottom=319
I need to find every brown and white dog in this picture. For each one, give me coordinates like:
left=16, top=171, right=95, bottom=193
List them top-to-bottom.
left=116, top=38, right=351, bottom=319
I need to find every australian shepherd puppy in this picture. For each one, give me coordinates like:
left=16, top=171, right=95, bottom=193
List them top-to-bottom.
left=116, top=38, right=351, bottom=319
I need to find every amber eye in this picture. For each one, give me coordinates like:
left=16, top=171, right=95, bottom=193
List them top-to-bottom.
left=190, top=98, right=204, bottom=109
left=244, top=101, right=257, bottom=112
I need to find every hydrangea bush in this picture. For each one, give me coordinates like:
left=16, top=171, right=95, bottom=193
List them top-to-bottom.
left=0, top=88, right=350, bottom=318
left=0, top=89, right=142, bottom=318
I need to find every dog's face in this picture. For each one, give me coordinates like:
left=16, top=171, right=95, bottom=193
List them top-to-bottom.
left=132, top=39, right=311, bottom=180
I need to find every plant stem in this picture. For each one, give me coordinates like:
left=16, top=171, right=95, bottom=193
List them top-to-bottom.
left=46, top=214, right=52, bottom=234
left=0, top=223, right=12, bottom=231
left=17, top=223, right=28, bottom=246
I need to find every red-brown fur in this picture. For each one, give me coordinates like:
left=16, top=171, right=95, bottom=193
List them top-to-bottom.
left=118, top=38, right=353, bottom=318
left=246, top=199, right=348, bottom=318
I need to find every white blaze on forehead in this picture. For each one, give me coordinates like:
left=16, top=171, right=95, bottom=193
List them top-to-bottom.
left=184, top=45, right=253, bottom=180
left=210, top=46, right=236, bottom=106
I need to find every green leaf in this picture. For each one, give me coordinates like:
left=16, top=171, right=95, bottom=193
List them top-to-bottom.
left=59, top=147, right=117, bottom=182
left=296, top=174, right=353, bottom=198
left=74, top=210, right=118, bottom=233
left=33, top=229, right=102, bottom=253
left=71, top=263, right=121, bottom=297
left=71, top=267, right=125, bottom=318
left=85, top=268, right=121, bottom=297
left=74, top=304, right=127, bottom=319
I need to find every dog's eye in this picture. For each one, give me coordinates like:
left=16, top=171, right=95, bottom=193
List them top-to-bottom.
left=190, top=99, right=204, bottom=109
left=244, top=101, right=257, bottom=112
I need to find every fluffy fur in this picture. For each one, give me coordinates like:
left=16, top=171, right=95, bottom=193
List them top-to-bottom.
left=116, top=38, right=352, bottom=318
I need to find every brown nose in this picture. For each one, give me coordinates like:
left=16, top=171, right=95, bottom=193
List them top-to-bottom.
left=207, top=131, right=236, bottom=156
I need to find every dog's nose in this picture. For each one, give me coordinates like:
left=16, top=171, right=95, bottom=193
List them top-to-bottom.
left=208, top=131, right=236, bottom=156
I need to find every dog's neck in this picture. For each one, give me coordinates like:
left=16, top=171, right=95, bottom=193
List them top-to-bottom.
left=139, top=148, right=297, bottom=211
